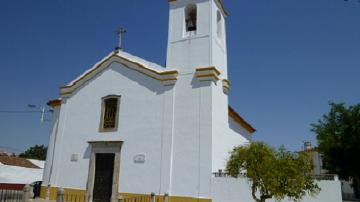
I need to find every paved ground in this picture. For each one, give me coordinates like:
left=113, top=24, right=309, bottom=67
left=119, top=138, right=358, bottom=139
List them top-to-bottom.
left=32, top=198, right=53, bottom=202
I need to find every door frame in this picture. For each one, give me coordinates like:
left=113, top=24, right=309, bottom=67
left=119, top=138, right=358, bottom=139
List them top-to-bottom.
left=86, top=141, right=122, bottom=202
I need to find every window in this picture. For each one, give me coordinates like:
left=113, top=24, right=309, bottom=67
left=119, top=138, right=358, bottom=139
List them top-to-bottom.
left=185, top=4, right=197, bottom=32
left=217, top=10, right=222, bottom=38
left=100, top=95, right=120, bottom=132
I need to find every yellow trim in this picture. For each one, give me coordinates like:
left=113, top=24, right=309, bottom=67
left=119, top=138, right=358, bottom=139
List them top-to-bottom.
left=214, top=0, right=229, bottom=17
left=60, top=53, right=179, bottom=96
left=61, top=53, right=178, bottom=90
left=61, top=54, right=113, bottom=90
left=117, top=55, right=178, bottom=77
left=195, top=67, right=221, bottom=76
left=195, top=67, right=221, bottom=83
left=196, top=74, right=220, bottom=81
left=222, top=79, right=231, bottom=94
left=222, top=79, right=231, bottom=86
left=60, top=91, right=72, bottom=95
left=47, top=99, right=62, bottom=108
left=228, top=106, right=256, bottom=133
left=40, top=186, right=211, bottom=202
left=40, top=186, right=58, bottom=200
left=120, top=193, right=212, bottom=202
left=170, top=196, right=211, bottom=202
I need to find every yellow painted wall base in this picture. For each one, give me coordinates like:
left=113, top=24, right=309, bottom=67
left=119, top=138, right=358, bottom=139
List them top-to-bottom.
left=40, top=186, right=212, bottom=202
left=40, top=186, right=86, bottom=201
left=40, top=186, right=58, bottom=200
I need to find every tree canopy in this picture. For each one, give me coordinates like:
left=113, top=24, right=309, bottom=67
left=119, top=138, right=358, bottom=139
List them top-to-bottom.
left=311, top=102, right=360, bottom=196
left=226, top=142, right=320, bottom=202
left=19, top=144, right=47, bottom=160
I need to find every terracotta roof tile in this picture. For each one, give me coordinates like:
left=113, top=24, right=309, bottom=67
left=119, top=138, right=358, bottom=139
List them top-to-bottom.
left=0, top=156, right=40, bottom=169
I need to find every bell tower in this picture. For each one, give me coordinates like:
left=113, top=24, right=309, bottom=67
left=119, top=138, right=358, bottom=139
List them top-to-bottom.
left=162, top=0, right=231, bottom=200
left=166, top=0, right=228, bottom=78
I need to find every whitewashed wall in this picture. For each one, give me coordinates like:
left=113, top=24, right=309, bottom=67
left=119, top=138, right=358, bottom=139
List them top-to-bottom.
left=44, top=0, right=252, bottom=200
left=43, top=59, right=250, bottom=199
left=44, top=62, right=171, bottom=195
left=211, top=82, right=250, bottom=172
left=0, top=163, right=43, bottom=184
left=211, top=177, right=342, bottom=202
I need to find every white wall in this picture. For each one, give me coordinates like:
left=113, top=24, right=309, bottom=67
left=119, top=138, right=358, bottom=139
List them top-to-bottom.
left=44, top=0, right=251, bottom=199
left=166, top=0, right=228, bottom=76
left=167, top=0, right=211, bottom=71
left=210, top=0, right=228, bottom=78
left=43, top=60, right=235, bottom=199
left=44, top=62, right=171, bottom=195
left=211, top=82, right=250, bottom=172
left=42, top=106, right=60, bottom=185
left=0, top=163, right=43, bottom=184
left=211, top=177, right=342, bottom=202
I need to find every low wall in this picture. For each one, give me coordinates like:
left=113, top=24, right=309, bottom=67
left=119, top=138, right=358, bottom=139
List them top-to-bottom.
left=211, top=177, right=342, bottom=202
left=0, top=183, right=25, bottom=190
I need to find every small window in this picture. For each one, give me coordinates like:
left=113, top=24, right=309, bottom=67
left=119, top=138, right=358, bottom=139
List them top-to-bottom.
left=185, top=4, right=197, bottom=32
left=217, top=11, right=222, bottom=38
left=100, top=95, right=120, bottom=132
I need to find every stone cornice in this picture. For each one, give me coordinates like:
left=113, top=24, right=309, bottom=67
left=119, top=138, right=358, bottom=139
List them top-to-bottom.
left=195, top=67, right=221, bottom=83
left=222, top=79, right=231, bottom=95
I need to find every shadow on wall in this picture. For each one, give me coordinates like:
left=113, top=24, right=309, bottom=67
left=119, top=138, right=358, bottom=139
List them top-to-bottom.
left=190, top=75, right=212, bottom=89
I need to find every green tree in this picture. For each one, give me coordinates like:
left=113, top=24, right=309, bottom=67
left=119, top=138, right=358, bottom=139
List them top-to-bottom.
left=311, top=102, right=360, bottom=197
left=226, top=142, right=320, bottom=202
left=19, top=144, right=47, bottom=160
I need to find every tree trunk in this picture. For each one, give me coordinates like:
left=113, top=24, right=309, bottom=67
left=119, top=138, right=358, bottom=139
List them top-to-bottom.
left=251, top=184, right=272, bottom=202
left=251, top=184, right=262, bottom=202
left=260, top=195, right=272, bottom=202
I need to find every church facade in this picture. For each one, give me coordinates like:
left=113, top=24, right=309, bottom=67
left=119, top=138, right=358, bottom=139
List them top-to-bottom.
left=41, top=0, right=255, bottom=202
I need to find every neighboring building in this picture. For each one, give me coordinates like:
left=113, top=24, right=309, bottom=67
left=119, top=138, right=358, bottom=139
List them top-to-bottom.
left=41, top=1, right=256, bottom=202
left=302, top=141, right=328, bottom=176
left=301, top=142, right=358, bottom=201
left=0, top=154, right=44, bottom=184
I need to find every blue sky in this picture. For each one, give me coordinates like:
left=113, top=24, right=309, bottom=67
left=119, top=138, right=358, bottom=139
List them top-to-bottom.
left=0, top=0, right=359, bottom=153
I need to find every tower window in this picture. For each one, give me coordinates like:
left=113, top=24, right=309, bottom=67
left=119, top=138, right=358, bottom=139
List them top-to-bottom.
left=185, top=4, right=197, bottom=32
left=217, top=11, right=222, bottom=38
left=100, top=95, right=121, bottom=132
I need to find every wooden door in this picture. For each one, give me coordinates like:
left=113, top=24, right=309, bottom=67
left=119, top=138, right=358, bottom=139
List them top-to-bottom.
left=93, top=153, right=115, bottom=202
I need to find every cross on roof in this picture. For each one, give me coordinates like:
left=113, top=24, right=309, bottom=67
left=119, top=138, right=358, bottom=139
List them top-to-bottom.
left=115, top=27, right=127, bottom=51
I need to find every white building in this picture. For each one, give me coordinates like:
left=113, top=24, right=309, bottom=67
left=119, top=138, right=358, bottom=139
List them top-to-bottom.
left=41, top=1, right=256, bottom=202
left=0, top=156, right=44, bottom=184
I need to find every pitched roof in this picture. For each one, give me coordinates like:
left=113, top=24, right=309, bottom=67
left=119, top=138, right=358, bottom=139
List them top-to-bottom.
left=60, top=51, right=179, bottom=96
left=228, top=106, right=256, bottom=134
left=0, top=156, right=40, bottom=169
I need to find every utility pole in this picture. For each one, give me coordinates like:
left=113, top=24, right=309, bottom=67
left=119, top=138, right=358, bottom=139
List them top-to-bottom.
left=28, top=104, right=52, bottom=123
left=40, top=106, right=46, bottom=123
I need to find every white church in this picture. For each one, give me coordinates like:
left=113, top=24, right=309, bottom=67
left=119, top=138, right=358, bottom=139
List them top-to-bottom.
left=41, top=0, right=257, bottom=202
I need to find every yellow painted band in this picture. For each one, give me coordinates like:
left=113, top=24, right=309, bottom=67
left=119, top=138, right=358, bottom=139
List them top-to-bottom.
left=61, top=54, right=178, bottom=90
left=60, top=55, right=178, bottom=95
left=195, top=67, right=221, bottom=76
left=196, top=74, right=220, bottom=81
left=40, top=186, right=212, bottom=202
left=40, top=186, right=59, bottom=200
